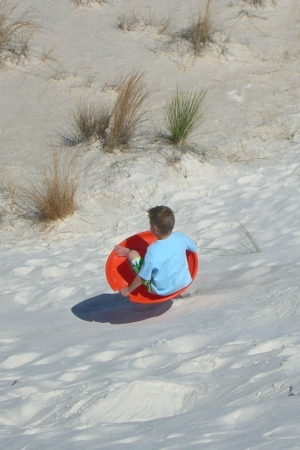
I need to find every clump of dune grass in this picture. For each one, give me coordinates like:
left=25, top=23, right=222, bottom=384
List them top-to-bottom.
left=0, top=0, right=39, bottom=66
left=73, top=0, right=108, bottom=6
left=179, top=0, right=214, bottom=55
left=243, top=0, right=264, bottom=6
left=117, top=10, right=170, bottom=34
left=117, top=10, right=144, bottom=32
left=63, top=71, right=150, bottom=150
left=104, top=71, right=150, bottom=152
left=163, top=87, right=207, bottom=146
left=63, top=100, right=111, bottom=145
left=17, top=151, right=79, bottom=227
left=238, top=222, right=261, bottom=253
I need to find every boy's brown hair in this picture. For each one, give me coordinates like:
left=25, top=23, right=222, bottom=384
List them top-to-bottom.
left=148, top=206, right=175, bottom=236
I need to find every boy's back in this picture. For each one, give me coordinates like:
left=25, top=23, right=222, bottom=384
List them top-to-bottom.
left=138, top=231, right=197, bottom=296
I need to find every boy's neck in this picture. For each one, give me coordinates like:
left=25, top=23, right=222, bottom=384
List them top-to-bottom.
left=151, top=224, right=171, bottom=240
left=157, top=232, right=171, bottom=240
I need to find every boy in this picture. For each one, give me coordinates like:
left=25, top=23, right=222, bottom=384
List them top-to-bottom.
left=115, top=205, right=197, bottom=297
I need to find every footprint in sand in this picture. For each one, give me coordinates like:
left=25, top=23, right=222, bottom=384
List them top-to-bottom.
left=227, top=89, right=244, bottom=103
left=24, top=259, right=48, bottom=266
left=12, top=266, right=36, bottom=277
left=41, top=266, right=69, bottom=279
left=247, top=339, right=285, bottom=355
left=33, top=346, right=86, bottom=365
left=89, top=350, right=121, bottom=362
left=0, top=352, right=39, bottom=369
left=130, top=353, right=172, bottom=370
left=188, top=355, right=225, bottom=373
left=81, top=380, right=194, bottom=423
left=218, top=406, right=260, bottom=426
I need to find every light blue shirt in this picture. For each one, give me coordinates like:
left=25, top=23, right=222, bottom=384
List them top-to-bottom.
left=138, top=231, right=197, bottom=296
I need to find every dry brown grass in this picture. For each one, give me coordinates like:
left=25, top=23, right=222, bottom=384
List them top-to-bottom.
left=0, top=0, right=39, bottom=66
left=180, top=0, right=214, bottom=55
left=63, top=71, right=150, bottom=150
left=104, top=71, right=150, bottom=151
left=16, top=151, right=79, bottom=227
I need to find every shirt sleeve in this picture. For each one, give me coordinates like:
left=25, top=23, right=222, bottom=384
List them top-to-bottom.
left=183, top=234, right=197, bottom=253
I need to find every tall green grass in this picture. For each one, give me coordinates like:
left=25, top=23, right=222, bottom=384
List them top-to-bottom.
left=164, top=87, right=207, bottom=146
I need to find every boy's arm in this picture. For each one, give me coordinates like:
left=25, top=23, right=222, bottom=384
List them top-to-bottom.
left=185, top=235, right=197, bottom=253
left=119, top=275, right=144, bottom=297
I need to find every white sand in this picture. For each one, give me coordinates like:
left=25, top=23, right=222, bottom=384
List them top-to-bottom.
left=1, top=0, right=300, bottom=448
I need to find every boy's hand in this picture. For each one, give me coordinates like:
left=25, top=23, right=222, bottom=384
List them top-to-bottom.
left=118, top=275, right=143, bottom=297
left=118, top=287, right=130, bottom=297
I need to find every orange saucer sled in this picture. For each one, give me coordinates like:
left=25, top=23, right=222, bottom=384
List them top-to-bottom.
left=105, top=231, right=199, bottom=304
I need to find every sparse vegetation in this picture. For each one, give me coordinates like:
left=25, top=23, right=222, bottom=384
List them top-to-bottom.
left=0, top=0, right=39, bottom=66
left=73, top=0, right=108, bottom=6
left=179, top=0, right=214, bottom=55
left=243, top=0, right=264, bottom=6
left=116, top=3, right=216, bottom=59
left=117, top=10, right=170, bottom=35
left=238, top=10, right=262, bottom=20
left=118, top=11, right=146, bottom=32
left=40, top=45, right=58, bottom=64
left=50, top=65, right=69, bottom=81
left=64, top=71, right=150, bottom=151
left=104, top=71, right=150, bottom=151
left=84, top=72, right=96, bottom=89
left=163, top=87, right=207, bottom=146
left=64, top=100, right=111, bottom=146
left=165, top=150, right=182, bottom=166
left=16, top=151, right=79, bottom=226
left=0, top=183, right=14, bottom=226
left=238, top=222, right=261, bottom=253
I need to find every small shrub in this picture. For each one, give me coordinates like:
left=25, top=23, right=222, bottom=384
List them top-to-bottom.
left=0, top=0, right=39, bottom=66
left=180, top=0, right=214, bottom=55
left=104, top=71, right=150, bottom=151
left=164, top=87, right=207, bottom=146
left=64, top=100, right=111, bottom=145
left=17, top=151, right=79, bottom=226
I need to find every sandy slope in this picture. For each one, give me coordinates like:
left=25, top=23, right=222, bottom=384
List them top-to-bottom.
left=1, top=0, right=300, bottom=449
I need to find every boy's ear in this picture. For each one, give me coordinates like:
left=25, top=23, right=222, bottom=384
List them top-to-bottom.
left=151, top=224, right=159, bottom=235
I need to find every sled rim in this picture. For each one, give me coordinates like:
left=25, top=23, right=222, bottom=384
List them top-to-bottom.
left=105, top=231, right=198, bottom=304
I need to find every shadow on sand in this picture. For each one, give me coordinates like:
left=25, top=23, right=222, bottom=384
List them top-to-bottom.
left=71, top=293, right=173, bottom=324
